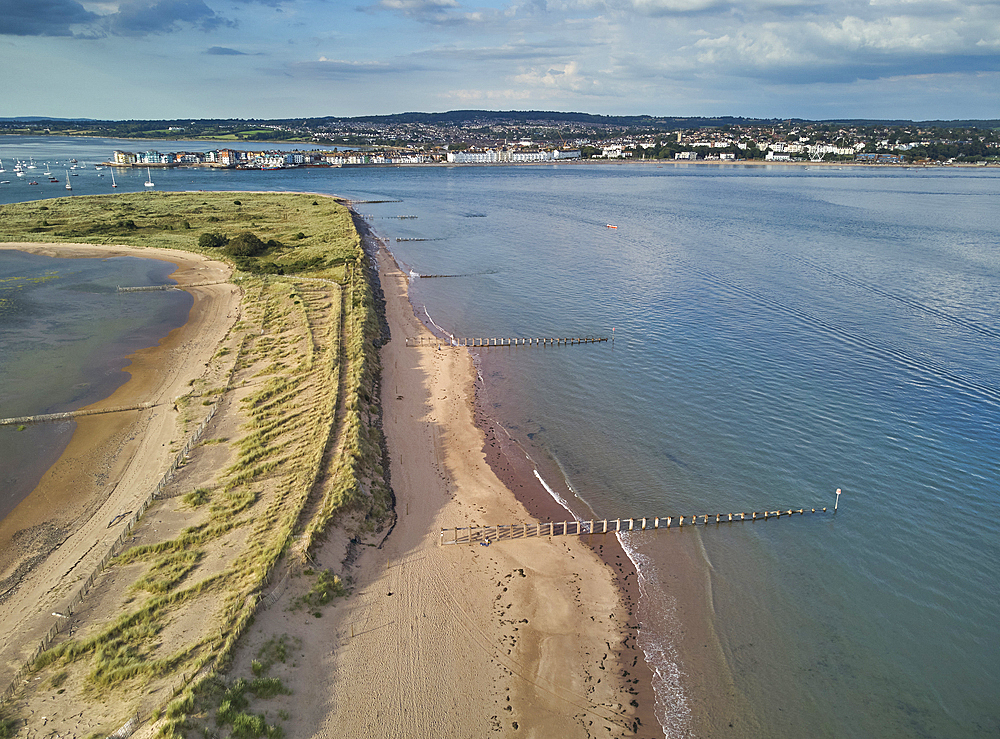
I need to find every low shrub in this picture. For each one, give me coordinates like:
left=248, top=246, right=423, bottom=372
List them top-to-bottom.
left=198, top=231, right=228, bottom=249
left=225, top=232, right=267, bottom=257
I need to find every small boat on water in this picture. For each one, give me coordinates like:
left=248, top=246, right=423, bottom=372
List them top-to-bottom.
left=144, top=167, right=154, bottom=187
left=111, top=170, right=117, bottom=188
left=65, top=171, right=72, bottom=190
left=28, top=181, right=38, bottom=185
left=606, top=224, right=618, bottom=229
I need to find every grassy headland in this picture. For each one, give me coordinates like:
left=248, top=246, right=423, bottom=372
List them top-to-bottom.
left=0, top=192, right=359, bottom=277
left=0, top=193, right=392, bottom=737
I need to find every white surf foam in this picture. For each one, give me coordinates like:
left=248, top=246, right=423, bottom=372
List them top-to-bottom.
left=618, top=533, right=693, bottom=739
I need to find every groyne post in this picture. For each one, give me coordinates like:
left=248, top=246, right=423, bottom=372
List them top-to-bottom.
left=439, top=501, right=827, bottom=546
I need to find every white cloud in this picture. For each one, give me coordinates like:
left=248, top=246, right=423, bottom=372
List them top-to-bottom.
left=626, top=0, right=730, bottom=13
left=439, top=87, right=536, bottom=100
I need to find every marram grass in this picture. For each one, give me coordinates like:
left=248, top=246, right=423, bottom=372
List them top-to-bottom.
left=4, top=193, right=390, bottom=733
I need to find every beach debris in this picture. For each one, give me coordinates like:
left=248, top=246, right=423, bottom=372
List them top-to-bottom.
left=107, top=511, right=132, bottom=528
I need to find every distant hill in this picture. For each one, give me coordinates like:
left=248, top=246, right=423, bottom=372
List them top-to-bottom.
left=296, top=111, right=777, bottom=130
left=3, top=112, right=996, bottom=130
left=0, top=116, right=98, bottom=122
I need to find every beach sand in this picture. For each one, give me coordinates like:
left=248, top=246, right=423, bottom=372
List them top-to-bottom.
left=224, top=230, right=655, bottom=737
left=1, top=233, right=658, bottom=737
left=0, top=243, right=238, bottom=687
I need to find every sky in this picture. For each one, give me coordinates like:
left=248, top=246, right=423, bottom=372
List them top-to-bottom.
left=1, top=0, right=998, bottom=121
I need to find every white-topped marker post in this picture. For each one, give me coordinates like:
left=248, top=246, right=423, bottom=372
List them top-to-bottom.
left=835, top=488, right=842, bottom=512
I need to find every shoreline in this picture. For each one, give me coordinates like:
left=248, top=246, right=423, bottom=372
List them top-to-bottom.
left=297, top=222, right=651, bottom=735
left=361, top=225, right=661, bottom=735
left=0, top=243, right=237, bottom=687
left=396, top=253, right=755, bottom=735
left=467, top=345, right=762, bottom=737
left=473, top=395, right=663, bottom=735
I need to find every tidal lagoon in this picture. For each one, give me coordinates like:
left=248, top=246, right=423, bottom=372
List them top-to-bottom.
left=0, top=250, right=190, bottom=521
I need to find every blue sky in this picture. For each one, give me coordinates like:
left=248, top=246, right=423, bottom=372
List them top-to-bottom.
left=1, top=0, right=998, bottom=120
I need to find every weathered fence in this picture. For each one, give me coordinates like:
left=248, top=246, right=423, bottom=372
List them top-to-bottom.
left=406, top=336, right=608, bottom=348
left=442, top=507, right=828, bottom=545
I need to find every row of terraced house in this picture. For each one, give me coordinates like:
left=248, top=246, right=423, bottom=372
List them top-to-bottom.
left=111, top=149, right=439, bottom=168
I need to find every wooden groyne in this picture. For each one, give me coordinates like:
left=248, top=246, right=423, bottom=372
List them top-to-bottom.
left=117, top=280, right=226, bottom=293
left=406, top=336, right=609, bottom=348
left=0, top=402, right=155, bottom=427
left=441, top=507, right=827, bottom=545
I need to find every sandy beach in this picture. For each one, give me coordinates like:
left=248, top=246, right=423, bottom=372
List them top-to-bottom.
left=221, top=226, right=656, bottom=737
left=1, top=230, right=656, bottom=737
left=0, top=243, right=238, bottom=690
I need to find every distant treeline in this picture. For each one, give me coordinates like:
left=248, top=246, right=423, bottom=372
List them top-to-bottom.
left=1, top=111, right=998, bottom=143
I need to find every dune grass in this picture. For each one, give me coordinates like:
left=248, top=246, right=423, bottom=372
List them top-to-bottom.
left=0, top=192, right=358, bottom=279
left=1, top=192, right=391, bottom=736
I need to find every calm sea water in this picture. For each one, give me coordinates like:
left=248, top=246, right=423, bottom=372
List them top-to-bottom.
left=2, top=138, right=998, bottom=737
left=343, top=164, right=1000, bottom=739
left=0, top=251, right=191, bottom=521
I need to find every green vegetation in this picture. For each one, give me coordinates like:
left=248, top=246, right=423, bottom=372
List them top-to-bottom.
left=0, top=192, right=391, bottom=734
left=0, top=192, right=358, bottom=279
left=198, top=231, right=228, bottom=249
left=183, top=488, right=211, bottom=507
left=294, top=569, right=346, bottom=614
left=253, top=635, right=300, bottom=676
left=214, top=677, right=289, bottom=738
left=0, top=710, right=18, bottom=739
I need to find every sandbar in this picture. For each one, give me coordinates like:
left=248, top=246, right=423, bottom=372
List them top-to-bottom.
left=1, top=231, right=656, bottom=736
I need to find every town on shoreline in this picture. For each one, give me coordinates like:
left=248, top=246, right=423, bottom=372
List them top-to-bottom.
left=5, top=112, right=997, bottom=166
left=106, top=119, right=999, bottom=169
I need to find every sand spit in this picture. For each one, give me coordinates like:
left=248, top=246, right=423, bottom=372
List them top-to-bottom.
left=221, top=229, right=647, bottom=738
left=0, top=231, right=648, bottom=737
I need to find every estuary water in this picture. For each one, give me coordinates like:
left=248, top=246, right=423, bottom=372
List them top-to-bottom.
left=1, top=138, right=998, bottom=737
left=341, top=163, right=1000, bottom=739
left=0, top=251, right=191, bottom=521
